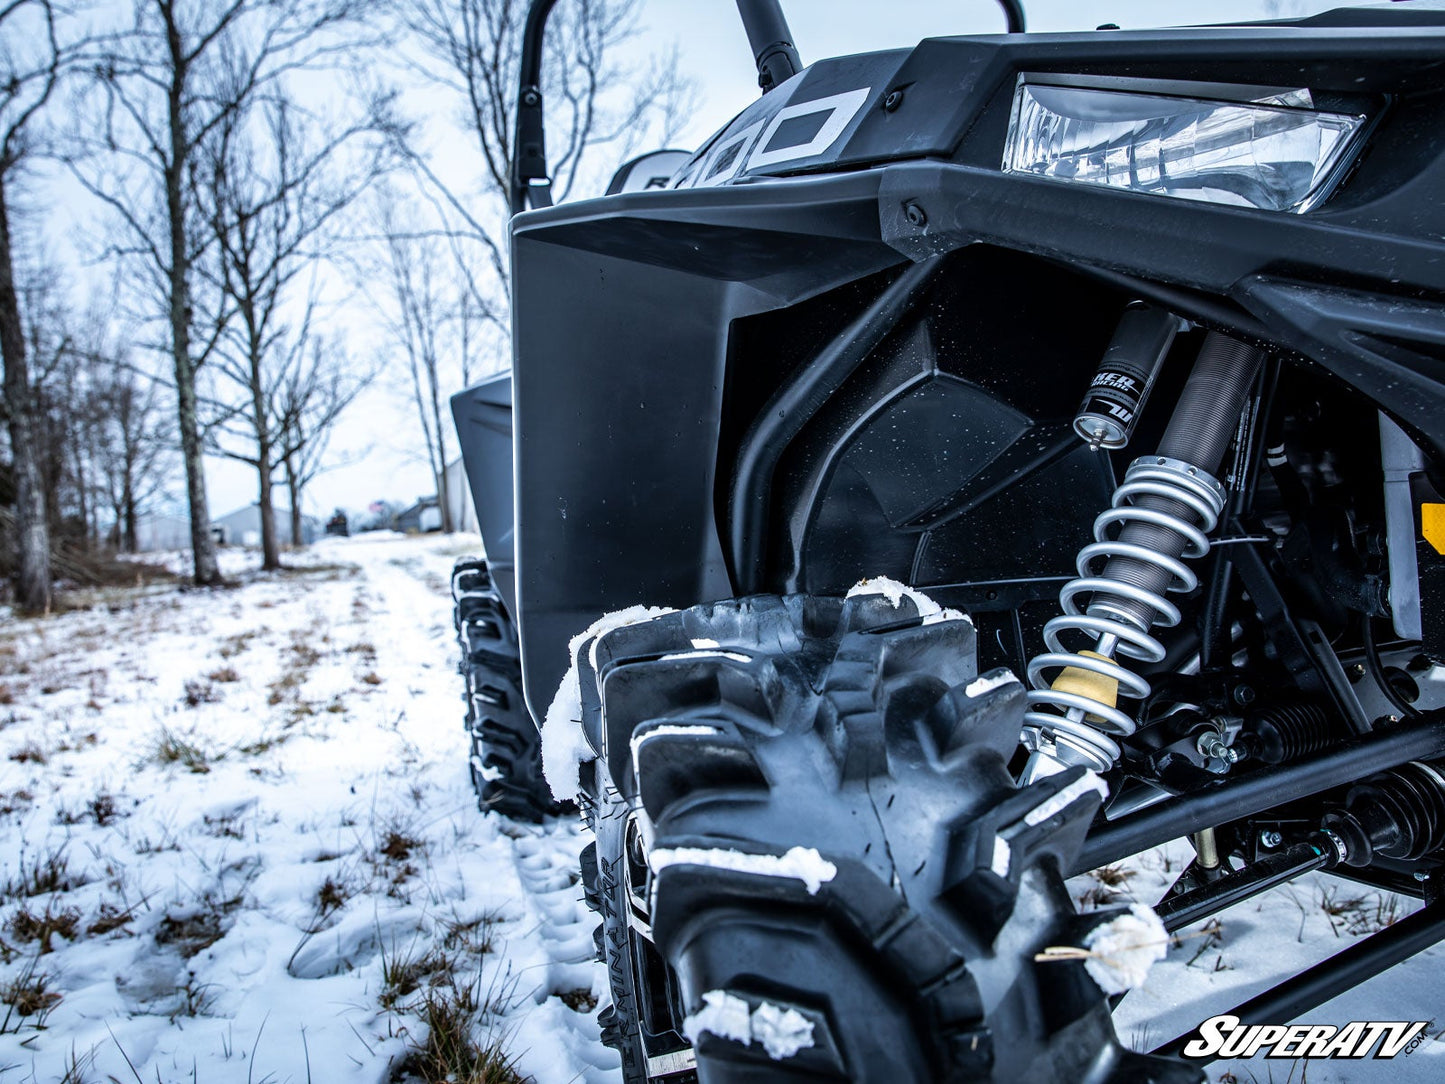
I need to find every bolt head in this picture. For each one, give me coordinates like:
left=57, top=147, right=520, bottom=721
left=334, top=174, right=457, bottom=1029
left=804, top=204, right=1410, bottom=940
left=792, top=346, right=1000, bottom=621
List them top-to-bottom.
left=884, top=89, right=904, bottom=112
left=903, top=201, right=927, bottom=227
left=1260, top=830, right=1283, bottom=849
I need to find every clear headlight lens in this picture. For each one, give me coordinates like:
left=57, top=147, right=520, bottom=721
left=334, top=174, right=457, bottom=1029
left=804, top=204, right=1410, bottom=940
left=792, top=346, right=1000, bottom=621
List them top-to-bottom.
left=1003, top=81, right=1367, bottom=213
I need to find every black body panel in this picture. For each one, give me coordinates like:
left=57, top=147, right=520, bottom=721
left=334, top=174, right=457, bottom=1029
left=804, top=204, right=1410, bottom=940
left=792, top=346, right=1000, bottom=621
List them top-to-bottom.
left=493, top=18, right=1445, bottom=720
left=450, top=371, right=519, bottom=617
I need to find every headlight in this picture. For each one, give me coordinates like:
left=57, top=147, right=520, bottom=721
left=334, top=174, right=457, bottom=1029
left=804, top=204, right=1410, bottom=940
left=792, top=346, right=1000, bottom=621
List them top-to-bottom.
left=1003, top=80, right=1367, bottom=213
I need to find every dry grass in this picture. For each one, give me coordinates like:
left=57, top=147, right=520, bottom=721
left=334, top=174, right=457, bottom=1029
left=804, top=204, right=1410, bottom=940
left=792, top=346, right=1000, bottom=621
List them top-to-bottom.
left=44, top=544, right=175, bottom=591
left=218, top=630, right=262, bottom=659
left=207, top=665, right=241, bottom=683
left=181, top=678, right=221, bottom=707
left=152, top=727, right=214, bottom=773
left=54, top=732, right=99, bottom=755
left=236, top=732, right=292, bottom=757
left=8, top=739, right=49, bottom=765
left=56, top=791, right=124, bottom=828
left=88, top=792, right=122, bottom=826
left=203, top=808, right=249, bottom=840
left=379, top=827, right=423, bottom=864
left=2, top=847, right=85, bottom=899
left=1077, top=863, right=1138, bottom=909
left=1090, top=864, right=1136, bottom=888
left=315, top=875, right=350, bottom=919
left=1077, top=884, right=1128, bottom=909
left=1318, top=885, right=1404, bottom=937
left=155, top=889, right=243, bottom=959
left=88, top=901, right=139, bottom=936
left=7, top=904, right=82, bottom=953
left=441, top=913, right=498, bottom=956
left=1182, top=918, right=1226, bottom=969
left=379, top=942, right=453, bottom=1011
left=386, top=954, right=525, bottom=1084
left=0, top=966, right=62, bottom=1032
left=172, top=969, right=219, bottom=1020
left=394, top=1008, right=524, bottom=1083
left=55, top=1045, right=96, bottom=1084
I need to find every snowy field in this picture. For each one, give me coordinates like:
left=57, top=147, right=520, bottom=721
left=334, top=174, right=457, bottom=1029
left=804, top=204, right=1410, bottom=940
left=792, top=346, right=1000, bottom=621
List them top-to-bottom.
left=1, top=532, right=1441, bottom=1082
left=0, top=534, right=611, bottom=1083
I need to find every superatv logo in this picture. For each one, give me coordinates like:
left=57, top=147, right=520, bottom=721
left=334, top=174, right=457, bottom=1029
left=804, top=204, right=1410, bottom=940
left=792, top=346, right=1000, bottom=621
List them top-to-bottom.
left=1183, top=1014, right=1431, bottom=1060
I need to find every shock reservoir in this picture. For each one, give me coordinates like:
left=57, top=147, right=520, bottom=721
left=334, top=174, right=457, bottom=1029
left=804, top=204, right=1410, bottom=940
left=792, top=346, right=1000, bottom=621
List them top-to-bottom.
left=1073, top=302, right=1180, bottom=451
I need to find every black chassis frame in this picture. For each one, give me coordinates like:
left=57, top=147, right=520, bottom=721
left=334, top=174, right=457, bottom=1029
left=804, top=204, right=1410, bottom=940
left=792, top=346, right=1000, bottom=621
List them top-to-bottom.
left=479, top=16, right=1445, bottom=717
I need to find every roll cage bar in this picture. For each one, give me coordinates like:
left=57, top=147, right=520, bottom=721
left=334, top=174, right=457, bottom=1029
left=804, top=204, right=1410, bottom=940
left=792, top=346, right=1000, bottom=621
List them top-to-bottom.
left=508, top=0, right=1026, bottom=215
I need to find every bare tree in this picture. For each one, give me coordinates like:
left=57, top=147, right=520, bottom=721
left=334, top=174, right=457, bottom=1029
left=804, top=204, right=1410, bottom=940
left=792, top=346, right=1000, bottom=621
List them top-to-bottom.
left=0, top=0, right=61, bottom=610
left=71, top=0, right=362, bottom=585
left=396, top=0, right=691, bottom=320
left=200, top=89, right=392, bottom=569
left=377, top=206, right=462, bottom=533
left=275, top=334, right=368, bottom=547
left=90, top=348, right=173, bottom=553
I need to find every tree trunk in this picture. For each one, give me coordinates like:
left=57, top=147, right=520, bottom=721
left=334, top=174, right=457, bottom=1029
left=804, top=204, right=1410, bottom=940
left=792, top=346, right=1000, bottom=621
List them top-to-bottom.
left=166, top=42, right=220, bottom=586
left=0, top=171, right=51, bottom=612
left=246, top=314, right=281, bottom=571
left=429, top=372, right=454, bottom=534
left=72, top=440, right=90, bottom=550
left=257, top=454, right=280, bottom=570
left=285, top=454, right=303, bottom=548
left=437, top=466, right=453, bottom=534
left=123, top=486, right=138, bottom=553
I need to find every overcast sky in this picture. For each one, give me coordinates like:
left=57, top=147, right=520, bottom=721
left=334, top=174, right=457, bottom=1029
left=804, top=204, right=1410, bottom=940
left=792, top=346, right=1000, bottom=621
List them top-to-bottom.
left=201, top=0, right=1342, bottom=521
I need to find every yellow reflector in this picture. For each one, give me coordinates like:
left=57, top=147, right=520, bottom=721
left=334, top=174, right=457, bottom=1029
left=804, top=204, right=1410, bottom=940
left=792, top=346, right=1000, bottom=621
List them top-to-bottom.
left=1425, top=503, right=1445, bottom=556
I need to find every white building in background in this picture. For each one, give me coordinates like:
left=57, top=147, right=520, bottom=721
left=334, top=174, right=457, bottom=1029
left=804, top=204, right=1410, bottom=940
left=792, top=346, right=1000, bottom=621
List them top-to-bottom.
left=444, top=458, right=479, bottom=534
left=211, top=503, right=322, bottom=547
left=134, top=513, right=192, bottom=552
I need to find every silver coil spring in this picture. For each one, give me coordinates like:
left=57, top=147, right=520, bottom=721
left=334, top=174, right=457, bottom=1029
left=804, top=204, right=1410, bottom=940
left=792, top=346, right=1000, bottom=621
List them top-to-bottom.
left=1022, top=458, right=1227, bottom=772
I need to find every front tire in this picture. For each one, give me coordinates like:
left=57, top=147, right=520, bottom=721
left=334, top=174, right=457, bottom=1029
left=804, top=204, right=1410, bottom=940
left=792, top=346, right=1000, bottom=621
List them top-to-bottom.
left=568, top=593, right=1198, bottom=1083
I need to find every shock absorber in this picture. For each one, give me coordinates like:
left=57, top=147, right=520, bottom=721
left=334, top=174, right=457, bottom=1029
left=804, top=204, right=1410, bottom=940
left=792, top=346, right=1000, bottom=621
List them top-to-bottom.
left=1022, top=331, right=1267, bottom=779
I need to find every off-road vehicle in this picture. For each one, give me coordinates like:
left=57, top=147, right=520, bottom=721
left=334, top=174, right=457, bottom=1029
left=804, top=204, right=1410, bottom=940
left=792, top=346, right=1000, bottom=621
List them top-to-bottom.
left=450, top=1, right=1445, bottom=1079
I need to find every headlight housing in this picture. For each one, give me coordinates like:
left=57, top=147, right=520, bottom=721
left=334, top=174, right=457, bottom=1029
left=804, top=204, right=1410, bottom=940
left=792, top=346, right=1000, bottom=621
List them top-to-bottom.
left=1003, top=79, right=1368, bottom=213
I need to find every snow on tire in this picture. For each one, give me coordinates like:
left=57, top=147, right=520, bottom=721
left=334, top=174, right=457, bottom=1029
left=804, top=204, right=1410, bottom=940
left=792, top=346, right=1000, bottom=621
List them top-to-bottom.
left=565, top=592, right=1200, bottom=1083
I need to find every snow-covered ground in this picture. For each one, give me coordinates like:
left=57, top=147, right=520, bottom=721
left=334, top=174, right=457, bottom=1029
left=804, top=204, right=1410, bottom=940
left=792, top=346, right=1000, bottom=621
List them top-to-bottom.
left=0, top=533, right=612, bottom=1083
left=1, top=533, right=1440, bottom=1082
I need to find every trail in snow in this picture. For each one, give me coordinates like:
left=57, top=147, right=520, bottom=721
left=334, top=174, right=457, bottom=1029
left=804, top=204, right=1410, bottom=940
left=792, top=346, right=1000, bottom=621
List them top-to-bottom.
left=0, top=533, right=617, bottom=1084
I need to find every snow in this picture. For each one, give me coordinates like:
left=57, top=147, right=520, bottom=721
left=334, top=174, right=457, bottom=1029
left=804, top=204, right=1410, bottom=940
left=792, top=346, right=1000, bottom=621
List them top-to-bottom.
left=0, top=534, right=613, bottom=1084
left=3, top=536, right=1442, bottom=1082
left=846, top=575, right=970, bottom=625
left=540, top=605, right=676, bottom=801
left=965, top=670, right=1020, bottom=698
left=629, top=723, right=722, bottom=768
left=1024, top=771, right=1109, bottom=827
left=990, top=836, right=1013, bottom=878
left=1073, top=837, right=1445, bottom=1080
left=648, top=846, right=837, bottom=896
left=1083, top=903, right=1169, bottom=995
left=681, top=989, right=752, bottom=1047
left=681, top=990, right=814, bottom=1060
left=749, top=1001, right=815, bottom=1059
